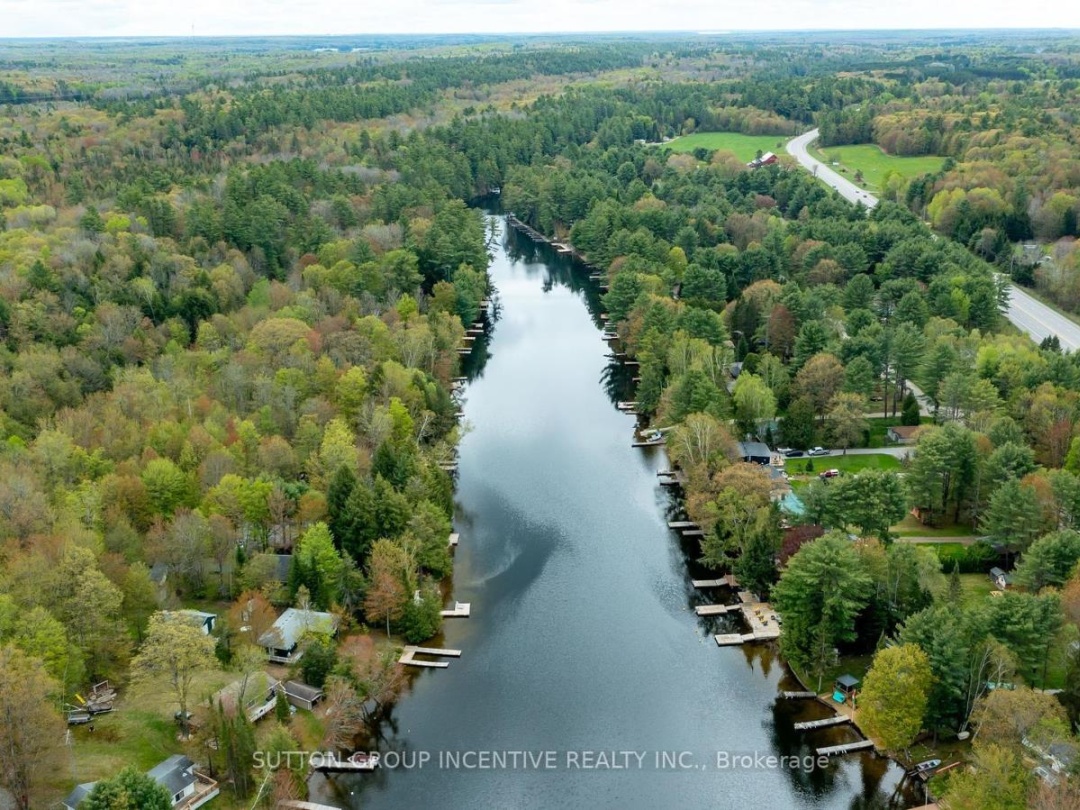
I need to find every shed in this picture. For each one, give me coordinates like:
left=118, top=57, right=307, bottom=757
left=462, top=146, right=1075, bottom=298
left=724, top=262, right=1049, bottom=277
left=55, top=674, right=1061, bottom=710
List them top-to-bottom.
left=738, top=441, right=772, bottom=465
left=989, top=567, right=1012, bottom=590
left=259, top=608, right=338, bottom=664
left=832, top=674, right=860, bottom=703
left=282, top=680, right=325, bottom=711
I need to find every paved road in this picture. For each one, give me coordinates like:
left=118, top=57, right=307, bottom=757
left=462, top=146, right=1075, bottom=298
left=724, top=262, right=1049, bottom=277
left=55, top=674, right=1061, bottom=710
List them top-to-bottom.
left=785, top=128, right=878, bottom=209
left=786, top=129, right=1080, bottom=353
left=1001, top=280, right=1080, bottom=352
left=790, top=447, right=911, bottom=460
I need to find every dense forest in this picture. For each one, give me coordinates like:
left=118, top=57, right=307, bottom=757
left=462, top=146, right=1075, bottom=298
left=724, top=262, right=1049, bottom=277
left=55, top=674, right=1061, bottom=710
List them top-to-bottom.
left=1, top=32, right=1080, bottom=810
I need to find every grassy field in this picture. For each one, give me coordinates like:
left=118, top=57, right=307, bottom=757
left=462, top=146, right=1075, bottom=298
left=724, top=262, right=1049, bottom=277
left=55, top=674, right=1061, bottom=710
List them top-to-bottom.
left=663, top=132, right=787, bottom=162
left=809, top=143, right=945, bottom=191
left=784, top=453, right=901, bottom=476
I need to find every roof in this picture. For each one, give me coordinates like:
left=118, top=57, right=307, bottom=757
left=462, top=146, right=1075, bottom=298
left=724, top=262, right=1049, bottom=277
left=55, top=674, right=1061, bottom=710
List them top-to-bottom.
left=888, top=425, right=921, bottom=439
left=738, top=441, right=772, bottom=459
left=274, top=554, right=294, bottom=582
left=149, top=562, right=169, bottom=583
left=990, top=567, right=1005, bottom=578
left=258, top=608, right=338, bottom=650
left=213, top=673, right=281, bottom=709
left=835, top=674, right=860, bottom=688
left=283, top=680, right=324, bottom=702
left=147, top=754, right=196, bottom=797
left=63, top=782, right=96, bottom=808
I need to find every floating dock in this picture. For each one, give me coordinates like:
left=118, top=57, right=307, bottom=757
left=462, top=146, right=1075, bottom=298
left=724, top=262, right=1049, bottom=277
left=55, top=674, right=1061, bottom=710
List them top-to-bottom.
left=632, top=439, right=665, bottom=447
left=667, top=521, right=698, bottom=529
left=682, top=529, right=705, bottom=537
left=448, top=533, right=460, bottom=547
left=440, top=601, right=471, bottom=618
left=399, top=646, right=463, bottom=668
left=779, top=691, right=817, bottom=699
left=794, top=716, right=851, bottom=731
left=816, top=740, right=875, bottom=757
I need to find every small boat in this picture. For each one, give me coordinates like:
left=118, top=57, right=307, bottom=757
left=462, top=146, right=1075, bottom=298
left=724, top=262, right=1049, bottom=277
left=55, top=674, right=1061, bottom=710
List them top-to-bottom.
left=347, top=752, right=380, bottom=771
left=913, top=758, right=940, bottom=774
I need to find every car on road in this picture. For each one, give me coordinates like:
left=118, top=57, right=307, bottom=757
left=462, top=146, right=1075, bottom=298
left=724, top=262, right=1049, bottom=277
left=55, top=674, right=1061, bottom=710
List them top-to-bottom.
left=808, top=446, right=829, bottom=456
left=784, top=449, right=804, bottom=457
left=819, top=469, right=841, bottom=479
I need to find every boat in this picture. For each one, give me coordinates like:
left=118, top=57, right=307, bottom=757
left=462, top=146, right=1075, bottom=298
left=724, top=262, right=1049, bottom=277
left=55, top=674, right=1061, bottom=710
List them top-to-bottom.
left=346, top=752, right=380, bottom=771
left=913, top=758, right=940, bottom=774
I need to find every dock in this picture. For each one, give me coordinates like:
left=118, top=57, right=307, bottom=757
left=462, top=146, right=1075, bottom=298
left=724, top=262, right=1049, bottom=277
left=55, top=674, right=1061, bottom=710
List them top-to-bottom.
left=632, top=439, right=664, bottom=447
left=667, top=521, right=698, bottom=529
left=682, top=529, right=705, bottom=537
left=448, top=533, right=459, bottom=547
left=691, top=575, right=738, bottom=589
left=711, top=597, right=782, bottom=644
left=440, top=601, right=471, bottom=618
left=695, top=604, right=740, bottom=616
left=715, top=633, right=755, bottom=646
left=398, top=646, right=463, bottom=668
left=779, top=691, right=817, bottom=699
left=793, top=715, right=851, bottom=731
left=816, top=740, right=875, bottom=757
left=280, top=802, right=346, bottom=810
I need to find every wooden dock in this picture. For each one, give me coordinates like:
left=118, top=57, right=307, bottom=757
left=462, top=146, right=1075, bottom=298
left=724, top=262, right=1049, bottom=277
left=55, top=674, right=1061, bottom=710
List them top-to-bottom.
left=632, top=439, right=664, bottom=447
left=667, top=521, right=698, bottom=529
left=682, top=529, right=705, bottom=537
left=692, top=575, right=738, bottom=588
left=440, top=601, right=471, bottom=618
left=695, top=604, right=740, bottom=616
left=715, top=633, right=755, bottom=646
left=399, top=646, right=463, bottom=668
left=780, top=691, right=817, bottom=699
left=794, top=715, right=851, bottom=731
left=816, top=740, right=875, bottom=757
left=280, top=802, right=345, bottom=810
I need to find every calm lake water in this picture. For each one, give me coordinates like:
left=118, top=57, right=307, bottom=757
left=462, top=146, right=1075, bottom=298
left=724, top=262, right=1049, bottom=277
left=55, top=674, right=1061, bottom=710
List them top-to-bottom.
left=311, top=216, right=922, bottom=810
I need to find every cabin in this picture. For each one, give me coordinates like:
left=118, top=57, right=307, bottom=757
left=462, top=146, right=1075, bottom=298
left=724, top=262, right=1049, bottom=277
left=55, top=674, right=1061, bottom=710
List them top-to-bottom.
left=886, top=425, right=921, bottom=444
left=738, top=441, right=772, bottom=466
left=989, top=567, right=1012, bottom=590
left=258, top=608, right=339, bottom=664
left=210, top=673, right=281, bottom=723
left=832, top=674, right=860, bottom=704
left=281, top=680, right=325, bottom=711
left=63, top=754, right=219, bottom=810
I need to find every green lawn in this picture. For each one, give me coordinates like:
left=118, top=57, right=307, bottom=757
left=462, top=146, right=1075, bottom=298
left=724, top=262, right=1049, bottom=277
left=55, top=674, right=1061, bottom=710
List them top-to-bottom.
left=663, top=132, right=786, bottom=162
left=809, top=143, right=945, bottom=191
left=785, top=453, right=901, bottom=476
left=892, top=514, right=975, bottom=538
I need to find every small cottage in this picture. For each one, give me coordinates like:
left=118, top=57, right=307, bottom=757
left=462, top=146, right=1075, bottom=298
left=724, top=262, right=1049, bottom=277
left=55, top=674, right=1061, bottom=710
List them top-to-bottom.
left=886, top=425, right=921, bottom=444
left=738, top=441, right=772, bottom=466
left=258, top=608, right=338, bottom=664
left=64, top=754, right=218, bottom=810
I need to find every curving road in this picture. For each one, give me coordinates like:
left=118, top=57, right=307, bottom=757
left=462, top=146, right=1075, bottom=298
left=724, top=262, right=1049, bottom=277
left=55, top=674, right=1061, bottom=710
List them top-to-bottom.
left=785, top=128, right=878, bottom=209
left=786, top=128, right=1080, bottom=352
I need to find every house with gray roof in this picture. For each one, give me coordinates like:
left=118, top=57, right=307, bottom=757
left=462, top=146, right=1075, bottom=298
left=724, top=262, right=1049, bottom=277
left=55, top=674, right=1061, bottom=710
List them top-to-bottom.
left=258, top=607, right=339, bottom=664
left=63, top=754, right=218, bottom=810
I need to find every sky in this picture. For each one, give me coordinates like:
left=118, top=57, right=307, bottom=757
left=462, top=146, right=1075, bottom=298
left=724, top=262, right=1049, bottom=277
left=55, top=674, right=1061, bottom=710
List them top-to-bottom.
left=0, top=0, right=1078, bottom=38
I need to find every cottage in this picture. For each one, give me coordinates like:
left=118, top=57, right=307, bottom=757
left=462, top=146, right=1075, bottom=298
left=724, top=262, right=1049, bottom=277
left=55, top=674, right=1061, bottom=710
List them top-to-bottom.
left=886, top=425, right=921, bottom=444
left=738, top=441, right=772, bottom=466
left=258, top=608, right=338, bottom=664
left=210, top=672, right=281, bottom=723
left=281, top=680, right=325, bottom=710
left=64, top=754, right=218, bottom=810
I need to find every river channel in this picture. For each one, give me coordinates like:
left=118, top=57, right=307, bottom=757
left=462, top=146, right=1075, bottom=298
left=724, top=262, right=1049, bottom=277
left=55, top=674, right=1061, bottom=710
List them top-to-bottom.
left=311, top=214, right=921, bottom=810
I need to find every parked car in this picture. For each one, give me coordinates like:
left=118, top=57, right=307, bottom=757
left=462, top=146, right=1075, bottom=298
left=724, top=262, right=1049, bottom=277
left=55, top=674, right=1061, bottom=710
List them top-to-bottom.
left=777, top=447, right=792, bottom=455
left=808, top=447, right=829, bottom=456
left=784, top=449, right=805, bottom=457
left=819, top=469, right=841, bottom=479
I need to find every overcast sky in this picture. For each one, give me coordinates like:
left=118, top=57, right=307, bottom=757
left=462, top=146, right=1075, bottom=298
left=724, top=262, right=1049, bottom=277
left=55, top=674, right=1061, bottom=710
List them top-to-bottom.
left=1, top=0, right=1078, bottom=38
